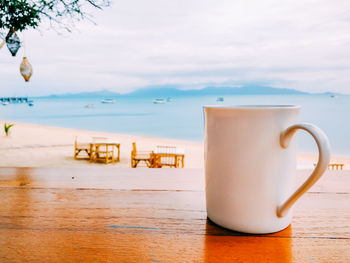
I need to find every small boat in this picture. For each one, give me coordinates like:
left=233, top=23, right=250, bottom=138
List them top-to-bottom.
left=330, top=95, right=336, bottom=98
left=217, top=97, right=224, bottom=102
left=153, top=98, right=166, bottom=104
left=101, top=99, right=115, bottom=104
left=27, top=100, right=34, bottom=107
left=2, top=101, right=9, bottom=106
left=85, top=104, right=94, bottom=108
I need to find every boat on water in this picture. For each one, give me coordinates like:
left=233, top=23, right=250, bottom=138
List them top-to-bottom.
left=217, top=97, right=224, bottom=102
left=153, top=98, right=166, bottom=104
left=101, top=99, right=115, bottom=104
left=27, top=100, right=34, bottom=107
left=2, top=102, right=9, bottom=106
left=85, top=104, right=94, bottom=108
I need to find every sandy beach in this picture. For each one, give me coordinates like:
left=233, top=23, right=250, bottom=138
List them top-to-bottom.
left=0, top=120, right=349, bottom=169
left=0, top=120, right=203, bottom=168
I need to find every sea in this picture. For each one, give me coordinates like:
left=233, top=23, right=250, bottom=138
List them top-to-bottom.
left=1, top=94, right=349, bottom=156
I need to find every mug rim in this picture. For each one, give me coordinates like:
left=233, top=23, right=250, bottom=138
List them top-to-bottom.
left=203, top=105, right=301, bottom=110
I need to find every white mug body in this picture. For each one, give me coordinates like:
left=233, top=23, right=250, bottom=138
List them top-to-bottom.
left=204, top=105, right=300, bottom=234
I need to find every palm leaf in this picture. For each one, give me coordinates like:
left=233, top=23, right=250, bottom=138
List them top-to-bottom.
left=4, top=123, right=14, bottom=136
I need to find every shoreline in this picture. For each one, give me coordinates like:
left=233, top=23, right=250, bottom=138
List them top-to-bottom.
left=0, top=120, right=349, bottom=169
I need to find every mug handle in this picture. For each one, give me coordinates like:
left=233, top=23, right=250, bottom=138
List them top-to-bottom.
left=277, top=123, right=331, bottom=218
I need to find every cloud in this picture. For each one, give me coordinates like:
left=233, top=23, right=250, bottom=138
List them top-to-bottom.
left=1, top=0, right=350, bottom=95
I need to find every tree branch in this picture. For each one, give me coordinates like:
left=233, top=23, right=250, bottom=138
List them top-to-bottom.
left=0, top=0, right=111, bottom=33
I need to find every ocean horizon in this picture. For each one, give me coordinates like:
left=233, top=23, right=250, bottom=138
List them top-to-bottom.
left=1, top=94, right=349, bottom=157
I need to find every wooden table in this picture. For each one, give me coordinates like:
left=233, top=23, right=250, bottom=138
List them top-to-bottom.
left=89, top=141, right=120, bottom=164
left=153, top=148, right=185, bottom=168
left=0, top=168, right=349, bottom=262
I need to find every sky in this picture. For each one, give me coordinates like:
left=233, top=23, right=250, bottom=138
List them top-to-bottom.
left=1, top=0, right=350, bottom=96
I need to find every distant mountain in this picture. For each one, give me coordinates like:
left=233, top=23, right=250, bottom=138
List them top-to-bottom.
left=38, top=85, right=311, bottom=99
left=124, top=85, right=309, bottom=97
left=125, top=86, right=187, bottom=97
left=39, top=89, right=120, bottom=98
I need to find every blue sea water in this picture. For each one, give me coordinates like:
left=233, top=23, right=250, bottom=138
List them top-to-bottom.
left=1, top=94, right=349, bottom=156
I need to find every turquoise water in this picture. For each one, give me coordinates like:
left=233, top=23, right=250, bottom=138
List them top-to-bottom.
left=1, top=94, right=349, bottom=156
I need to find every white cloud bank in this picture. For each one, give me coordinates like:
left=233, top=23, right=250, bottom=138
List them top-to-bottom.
left=1, top=0, right=350, bottom=96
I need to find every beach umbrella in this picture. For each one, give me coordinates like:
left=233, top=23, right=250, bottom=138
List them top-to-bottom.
left=6, top=31, right=21, bottom=57
left=20, top=57, right=33, bottom=82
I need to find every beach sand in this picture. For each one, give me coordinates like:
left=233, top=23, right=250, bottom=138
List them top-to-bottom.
left=0, top=120, right=349, bottom=169
left=0, top=120, right=203, bottom=168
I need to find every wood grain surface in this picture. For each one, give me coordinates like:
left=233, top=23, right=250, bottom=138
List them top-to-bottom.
left=0, top=168, right=349, bottom=262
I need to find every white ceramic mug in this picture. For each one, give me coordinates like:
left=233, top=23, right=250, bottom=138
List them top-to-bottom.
left=204, top=105, right=331, bottom=234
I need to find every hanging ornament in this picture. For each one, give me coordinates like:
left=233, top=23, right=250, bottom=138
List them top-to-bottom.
left=6, top=31, right=21, bottom=57
left=20, top=57, right=33, bottom=82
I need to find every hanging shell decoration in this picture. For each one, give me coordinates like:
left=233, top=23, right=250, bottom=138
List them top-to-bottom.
left=6, top=32, right=21, bottom=57
left=20, top=57, right=33, bottom=82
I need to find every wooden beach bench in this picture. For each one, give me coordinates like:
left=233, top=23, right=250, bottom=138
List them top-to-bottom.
left=74, top=137, right=90, bottom=160
left=131, top=142, right=154, bottom=168
left=130, top=144, right=185, bottom=168
left=314, top=163, right=344, bottom=170
left=328, top=163, right=344, bottom=170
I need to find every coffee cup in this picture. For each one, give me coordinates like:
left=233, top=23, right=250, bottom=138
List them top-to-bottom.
left=204, top=105, right=330, bottom=234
